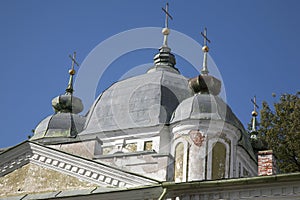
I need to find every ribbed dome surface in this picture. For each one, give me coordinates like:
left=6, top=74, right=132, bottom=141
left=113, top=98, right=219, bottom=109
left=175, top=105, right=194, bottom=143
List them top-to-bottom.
left=82, top=70, right=193, bottom=134
left=170, top=94, right=242, bottom=128
left=31, top=113, right=86, bottom=142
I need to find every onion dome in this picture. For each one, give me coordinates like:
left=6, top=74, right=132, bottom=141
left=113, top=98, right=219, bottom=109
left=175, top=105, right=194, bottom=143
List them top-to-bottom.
left=188, top=27, right=221, bottom=95
left=30, top=52, right=85, bottom=143
left=189, top=75, right=221, bottom=95
left=52, top=94, right=83, bottom=114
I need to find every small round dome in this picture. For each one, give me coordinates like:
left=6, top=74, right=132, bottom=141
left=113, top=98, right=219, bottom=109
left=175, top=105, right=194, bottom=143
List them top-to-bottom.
left=31, top=93, right=85, bottom=143
left=170, top=94, right=243, bottom=129
left=52, top=95, right=83, bottom=114
left=30, top=113, right=86, bottom=143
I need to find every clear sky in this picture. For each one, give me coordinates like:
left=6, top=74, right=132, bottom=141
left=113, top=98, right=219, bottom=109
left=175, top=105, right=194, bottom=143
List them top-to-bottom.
left=0, top=0, right=299, bottom=148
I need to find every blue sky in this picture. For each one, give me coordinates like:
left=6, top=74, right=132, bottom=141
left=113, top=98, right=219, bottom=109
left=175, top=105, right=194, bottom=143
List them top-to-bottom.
left=0, top=0, right=299, bottom=148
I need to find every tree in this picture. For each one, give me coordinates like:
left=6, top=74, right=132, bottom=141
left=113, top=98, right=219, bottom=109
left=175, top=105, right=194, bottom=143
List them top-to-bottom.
left=258, top=92, right=300, bottom=173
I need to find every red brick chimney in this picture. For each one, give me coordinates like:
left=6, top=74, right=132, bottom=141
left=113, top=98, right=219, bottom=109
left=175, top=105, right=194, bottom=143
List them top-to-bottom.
left=258, top=150, right=276, bottom=176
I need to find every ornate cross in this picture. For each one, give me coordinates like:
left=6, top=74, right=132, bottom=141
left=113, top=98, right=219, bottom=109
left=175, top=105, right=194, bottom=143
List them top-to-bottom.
left=162, top=3, right=173, bottom=28
left=201, top=27, right=211, bottom=46
left=251, top=95, right=259, bottom=112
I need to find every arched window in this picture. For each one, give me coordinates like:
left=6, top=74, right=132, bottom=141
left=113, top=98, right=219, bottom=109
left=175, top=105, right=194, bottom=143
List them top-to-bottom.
left=174, top=142, right=184, bottom=182
left=212, top=142, right=226, bottom=179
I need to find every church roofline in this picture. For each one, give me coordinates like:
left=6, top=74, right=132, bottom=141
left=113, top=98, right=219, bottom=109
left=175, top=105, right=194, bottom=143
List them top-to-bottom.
left=2, top=172, right=300, bottom=199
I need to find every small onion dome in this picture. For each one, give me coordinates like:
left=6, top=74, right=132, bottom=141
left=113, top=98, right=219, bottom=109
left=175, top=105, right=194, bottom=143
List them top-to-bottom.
left=189, top=75, right=221, bottom=95
left=31, top=94, right=85, bottom=143
left=52, top=94, right=83, bottom=114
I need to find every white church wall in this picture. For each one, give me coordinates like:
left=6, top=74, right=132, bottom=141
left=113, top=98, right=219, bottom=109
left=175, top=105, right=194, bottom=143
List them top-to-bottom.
left=170, top=119, right=257, bottom=182
left=237, top=146, right=257, bottom=177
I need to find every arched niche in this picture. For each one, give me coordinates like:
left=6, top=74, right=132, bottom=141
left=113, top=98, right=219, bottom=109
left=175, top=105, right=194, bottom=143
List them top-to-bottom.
left=172, top=138, right=189, bottom=182
left=207, top=138, right=230, bottom=180
left=174, top=142, right=184, bottom=182
left=212, top=142, right=226, bottom=179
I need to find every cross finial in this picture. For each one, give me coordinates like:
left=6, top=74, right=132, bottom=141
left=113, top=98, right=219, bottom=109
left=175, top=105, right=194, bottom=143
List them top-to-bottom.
left=161, top=3, right=173, bottom=47
left=162, top=3, right=173, bottom=29
left=200, top=27, right=211, bottom=75
left=201, top=27, right=211, bottom=47
left=66, top=52, right=80, bottom=95
left=69, top=52, right=79, bottom=71
left=250, top=95, right=259, bottom=137
left=251, top=95, right=259, bottom=114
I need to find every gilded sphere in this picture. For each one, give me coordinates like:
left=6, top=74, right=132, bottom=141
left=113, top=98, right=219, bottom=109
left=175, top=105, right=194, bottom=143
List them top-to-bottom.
left=162, top=28, right=170, bottom=35
left=202, top=46, right=209, bottom=52
left=69, top=69, right=76, bottom=75
left=252, top=111, right=258, bottom=116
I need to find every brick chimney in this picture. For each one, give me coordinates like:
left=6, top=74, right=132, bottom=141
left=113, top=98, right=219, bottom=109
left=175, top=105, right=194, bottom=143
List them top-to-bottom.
left=258, top=150, right=276, bottom=176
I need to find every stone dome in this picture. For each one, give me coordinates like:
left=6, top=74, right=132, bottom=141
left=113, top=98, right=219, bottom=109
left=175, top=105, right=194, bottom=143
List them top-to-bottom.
left=82, top=70, right=193, bottom=134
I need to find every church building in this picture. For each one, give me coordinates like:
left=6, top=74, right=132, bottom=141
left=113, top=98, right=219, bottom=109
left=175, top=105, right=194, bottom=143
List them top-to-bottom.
left=1, top=4, right=300, bottom=200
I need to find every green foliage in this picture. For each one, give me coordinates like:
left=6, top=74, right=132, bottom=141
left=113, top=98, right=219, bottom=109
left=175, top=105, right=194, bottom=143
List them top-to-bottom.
left=258, top=92, right=300, bottom=173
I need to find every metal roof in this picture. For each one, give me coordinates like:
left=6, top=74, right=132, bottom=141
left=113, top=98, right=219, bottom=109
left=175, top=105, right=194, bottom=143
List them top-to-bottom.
left=82, top=70, right=193, bottom=134
left=31, top=113, right=86, bottom=142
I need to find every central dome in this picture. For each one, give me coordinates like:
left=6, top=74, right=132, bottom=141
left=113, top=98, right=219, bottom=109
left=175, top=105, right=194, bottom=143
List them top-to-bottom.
left=82, top=70, right=193, bottom=134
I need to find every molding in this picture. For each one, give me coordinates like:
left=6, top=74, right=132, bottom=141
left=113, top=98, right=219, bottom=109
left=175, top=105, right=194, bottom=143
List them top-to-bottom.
left=0, top=141, right=158, bottom=188
left=0, top=142, right=32, bottom=176
left=95, top=150, right=156, bottom=159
